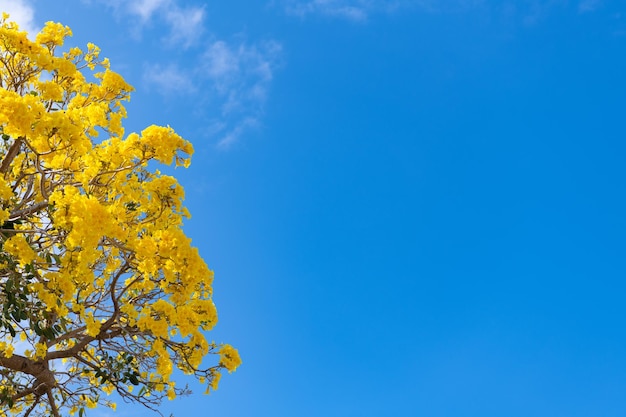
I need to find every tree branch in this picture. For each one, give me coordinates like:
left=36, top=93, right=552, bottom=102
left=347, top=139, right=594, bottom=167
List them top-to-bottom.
left=0, top=136, right=23, bottom=174
left=9, top=201, right=48, bottom=221
left=47, top=389, right=61, bottom=417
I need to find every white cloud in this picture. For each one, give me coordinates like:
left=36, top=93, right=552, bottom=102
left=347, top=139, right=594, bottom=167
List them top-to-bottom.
left=2, top=0, right=39, bottom=36
left=85, top=0, right=281, bottom=148
left=99, top=0, right=205, bottom=47
left=129, top=0, right=170, bottom=21
left=282, top=0, right=605, bottom=22
left=282, top=0, right=488, bottom=21
left=285, top=0, right=372, bottom=21
left=514, top=0, right=569, bottom=26
left=578, top=0, right=602, bottom=13
left=164, top=5, right=205, bottom=47
left=142, top=37, right=282, bottom=148
left=203, top=39, right=282, bottom=147
left=203, top=39, right=281, bottom=104
left=204, top=41, right=240, bottom=81
left=143, top=63, right=196, bottom=95
left=215, top=117, right=259, bottom=149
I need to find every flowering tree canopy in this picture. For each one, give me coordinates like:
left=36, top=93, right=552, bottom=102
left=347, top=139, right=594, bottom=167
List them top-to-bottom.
left=0, top=14, right=240, bottom=417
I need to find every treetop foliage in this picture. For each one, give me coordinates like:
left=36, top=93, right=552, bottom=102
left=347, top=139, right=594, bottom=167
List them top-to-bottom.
left=0, top=14, right=240, bottom=417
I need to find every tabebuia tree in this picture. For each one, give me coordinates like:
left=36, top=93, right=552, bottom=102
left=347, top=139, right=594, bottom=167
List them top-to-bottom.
left=0, top=14, right=241, bottom=417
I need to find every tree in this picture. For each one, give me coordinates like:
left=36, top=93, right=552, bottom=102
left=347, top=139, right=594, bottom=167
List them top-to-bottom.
left=0, top=14, right=241, bottom=417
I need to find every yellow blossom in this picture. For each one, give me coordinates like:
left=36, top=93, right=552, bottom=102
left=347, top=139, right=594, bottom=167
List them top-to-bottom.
left=0, top=14, right=238, bottom=415
left=3, top=235, right=38, bottom=267
left=84, top=313, right=101, bottom=337
left=219, top=345, right=242, bottom=373
left=167, top=388, right=176, bottom=400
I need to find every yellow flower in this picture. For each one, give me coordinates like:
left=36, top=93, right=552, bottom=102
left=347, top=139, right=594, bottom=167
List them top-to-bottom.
left=0, top=16, right=239, bottom=414
left=3, top=235, right=38, bottom=267
left=84, top=313, right=101, bottom=337
left=34, top=342, right=47, bottom=360
left=1, top=343, right=14, bottom=358
left=219, top=345, right=242, bottom=373
left=210, top=372, right=221, bottom=392
left=167, top=388, right=176, bottom=400
left=86, top=397, right=97, bottom=408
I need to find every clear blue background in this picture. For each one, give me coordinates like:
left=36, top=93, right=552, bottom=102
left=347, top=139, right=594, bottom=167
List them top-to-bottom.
left=9, top=1, right=626, bottom=416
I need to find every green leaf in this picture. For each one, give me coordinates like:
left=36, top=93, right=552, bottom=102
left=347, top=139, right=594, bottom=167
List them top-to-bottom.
left=10, top=310, right=20, bottom=322
left=42, top=327, right=55, bottom=340
left=129, top=373, right=139, bottom=385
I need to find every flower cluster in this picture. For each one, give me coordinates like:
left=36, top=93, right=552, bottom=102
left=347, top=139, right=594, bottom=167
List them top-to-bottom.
left=0, top=14, right=239, bottom=417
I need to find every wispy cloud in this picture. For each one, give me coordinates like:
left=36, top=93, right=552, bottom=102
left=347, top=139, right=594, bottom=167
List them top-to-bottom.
left=2, top=0, right=39, bottom=36
left=84, top=0, right=281, bottom=148
left=99, top=0, right=205, bottom=47
left=128, top=0, right=170, bottom=21
left=281, top=0, right=492, bottom=21
left=282, top=0, right=612, bottom=21
left=282, top=0, right=470, bottom=22
left=285, top=0, right=371, bottom=21
left=578, top=0, right=602, bottom=13
left=163, top=5, right=205, bottom=47
left=138, top=29, right=282, bottom=148
left=201, top=38, right=282, bottom=148
left=203, top=39, right=281, bottom=113
left=143, top=63, right=196, bottom=95
left=214, top=117, right=260, bottom=149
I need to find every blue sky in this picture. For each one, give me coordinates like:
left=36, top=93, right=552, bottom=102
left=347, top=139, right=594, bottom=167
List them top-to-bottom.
left=5, top=0, right=626, bottom=416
